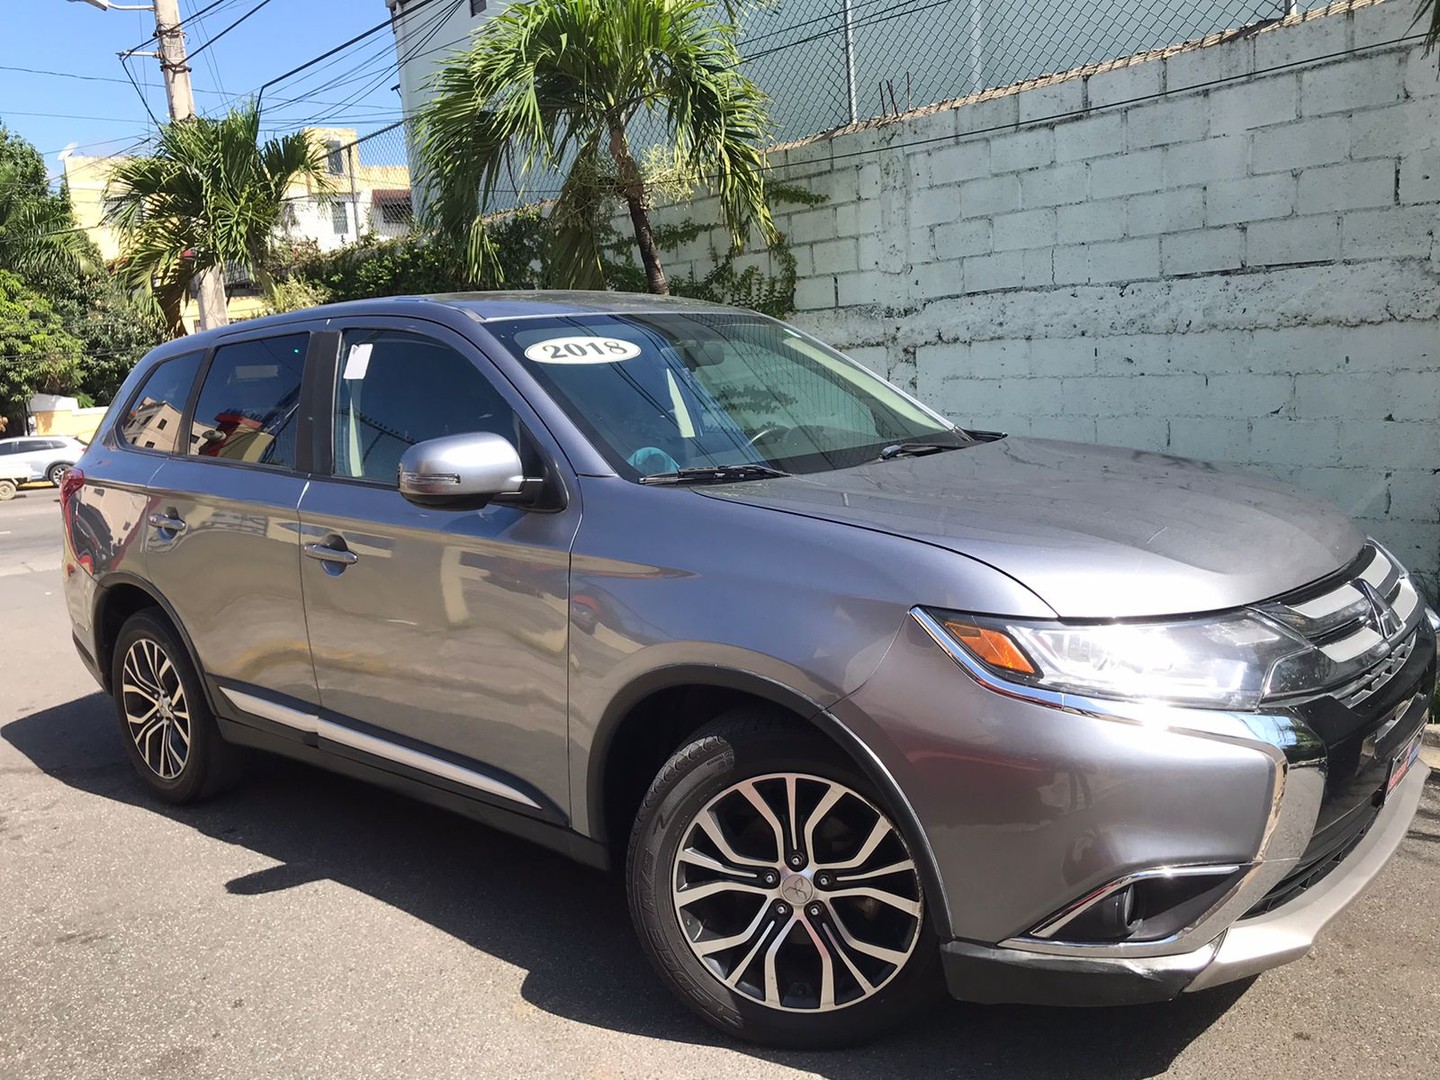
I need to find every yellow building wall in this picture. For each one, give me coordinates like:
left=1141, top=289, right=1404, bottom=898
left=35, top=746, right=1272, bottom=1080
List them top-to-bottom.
left=32, top=407, right=108, bottom=442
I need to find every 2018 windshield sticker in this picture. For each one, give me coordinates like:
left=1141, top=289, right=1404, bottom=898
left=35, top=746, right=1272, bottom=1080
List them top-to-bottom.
left=523, top=336, right=642, bottom=364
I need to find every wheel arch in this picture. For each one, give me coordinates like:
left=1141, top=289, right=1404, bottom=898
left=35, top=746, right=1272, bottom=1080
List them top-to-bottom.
left=91, top=573, right=208, bottom=702
left=588, top=664, right=952, bottom=937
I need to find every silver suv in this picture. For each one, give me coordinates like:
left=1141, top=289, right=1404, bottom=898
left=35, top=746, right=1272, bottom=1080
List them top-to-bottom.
left=61, top=293, right=1435, bottom=1048
left=0, top=434, right=86, bottom=487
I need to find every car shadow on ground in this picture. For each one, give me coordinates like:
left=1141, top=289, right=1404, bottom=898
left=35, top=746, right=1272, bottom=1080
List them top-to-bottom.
left=4, top=693, right=1254, bottom=1079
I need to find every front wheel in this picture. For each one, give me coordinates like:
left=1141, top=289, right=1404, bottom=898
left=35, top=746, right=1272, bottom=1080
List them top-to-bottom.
left=46, top=462, right=69, bottom=486
left=626, top=712, right=940, bottom=1048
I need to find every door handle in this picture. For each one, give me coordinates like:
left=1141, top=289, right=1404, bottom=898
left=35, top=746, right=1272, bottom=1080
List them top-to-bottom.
left=147, top=513, right=187, bottom=533
left=303, top=542, right=359, bottom=566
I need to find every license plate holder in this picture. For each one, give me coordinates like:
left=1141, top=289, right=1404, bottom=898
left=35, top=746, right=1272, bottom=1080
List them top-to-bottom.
left=1385, top=730, right=1424, bottom=798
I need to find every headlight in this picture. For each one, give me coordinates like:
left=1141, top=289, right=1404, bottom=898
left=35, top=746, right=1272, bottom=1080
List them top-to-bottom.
left=921, top=608, right=1384, bottom=710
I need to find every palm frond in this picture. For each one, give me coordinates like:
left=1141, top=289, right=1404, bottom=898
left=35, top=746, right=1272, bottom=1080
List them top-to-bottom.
left=416, top=0, right=775, bottom=289
left=1416, top=0, right=1439, bottom=54
left=106, top=101, right=330, bottom=301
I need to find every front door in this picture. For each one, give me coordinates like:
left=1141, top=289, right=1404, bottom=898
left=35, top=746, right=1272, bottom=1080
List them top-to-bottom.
left=297, top=322, right=580, bottom=819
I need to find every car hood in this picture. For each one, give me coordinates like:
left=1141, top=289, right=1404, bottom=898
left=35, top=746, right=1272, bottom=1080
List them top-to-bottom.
left=698, top=437, right=1364, bottom=618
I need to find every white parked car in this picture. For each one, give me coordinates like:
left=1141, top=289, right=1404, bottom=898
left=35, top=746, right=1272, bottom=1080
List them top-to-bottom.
left=0, top=435, right=87, bottom=486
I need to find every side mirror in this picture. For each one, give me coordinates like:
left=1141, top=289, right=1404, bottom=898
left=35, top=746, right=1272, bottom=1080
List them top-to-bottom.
left=397, top=432, right=528, bottom=509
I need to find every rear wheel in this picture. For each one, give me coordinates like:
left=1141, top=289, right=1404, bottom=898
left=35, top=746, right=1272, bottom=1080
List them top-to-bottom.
left=46, top=462, right=69, bottom=486
left=0, top=479, right=15, bottom=501
left=110, top=610, right=244, bottom=804
left=626, top=711, right=940, bottom=1048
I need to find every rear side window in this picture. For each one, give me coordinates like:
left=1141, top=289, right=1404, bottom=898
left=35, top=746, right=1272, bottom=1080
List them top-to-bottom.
left=333, top=329, right=514, bottom=484
left=191, top=334, right=308, bottom=469
left=119, top=352, right=204, bottom=454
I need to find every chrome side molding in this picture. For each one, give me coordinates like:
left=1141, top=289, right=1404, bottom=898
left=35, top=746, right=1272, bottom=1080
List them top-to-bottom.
left=218, top=685, right=542, bottom=811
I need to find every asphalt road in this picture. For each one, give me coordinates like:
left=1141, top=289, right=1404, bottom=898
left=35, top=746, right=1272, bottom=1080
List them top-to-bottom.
left=0, top=484, right=63, bottom=578
left=2, top=499, right=1439, bottom=1080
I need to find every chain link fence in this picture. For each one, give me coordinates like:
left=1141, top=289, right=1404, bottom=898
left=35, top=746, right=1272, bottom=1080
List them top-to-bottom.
left=328, top=0, right=1324, bottom=219
left=739, top=0, right=1306, bottom=143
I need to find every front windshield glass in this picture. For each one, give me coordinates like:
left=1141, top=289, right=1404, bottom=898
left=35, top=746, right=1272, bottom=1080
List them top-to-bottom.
left=487, top=312, right=968, bottom=479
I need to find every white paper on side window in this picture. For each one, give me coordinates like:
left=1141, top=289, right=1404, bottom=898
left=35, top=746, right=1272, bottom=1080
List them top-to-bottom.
left=523, top=336, right=642, bottom=364
left=342, top=342, right=373, bottom=380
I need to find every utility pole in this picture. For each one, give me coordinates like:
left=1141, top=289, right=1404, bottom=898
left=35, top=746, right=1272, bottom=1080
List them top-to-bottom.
left=72, top=0, right=227, bottom=330
left=150, top=0, right=226, bottom=330
left=152, top=0, right=196, bottom=122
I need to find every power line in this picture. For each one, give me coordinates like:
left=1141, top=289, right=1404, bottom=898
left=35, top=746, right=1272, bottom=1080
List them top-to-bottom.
left=186, top=0, right=230, bottom=97
left=187, top=0, right=279, bottom=62
left=299, top=0, right=466, bottom=129
left=119, top=54, right=163, bottom=129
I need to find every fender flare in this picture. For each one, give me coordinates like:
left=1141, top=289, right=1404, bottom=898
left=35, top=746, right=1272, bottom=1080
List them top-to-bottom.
left=90, top=572, right=212, bottom=709
left=586, top=663, right=953, bottom=937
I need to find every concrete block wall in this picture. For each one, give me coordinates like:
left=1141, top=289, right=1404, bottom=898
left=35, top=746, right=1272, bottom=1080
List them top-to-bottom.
left=659, top=0, right=1440, bottom=593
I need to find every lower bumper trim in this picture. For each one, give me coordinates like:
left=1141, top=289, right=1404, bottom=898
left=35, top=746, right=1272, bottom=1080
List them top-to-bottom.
left=1184, top=758, right=1429, bottom=993
left=941, top=760, right=1429, bottom=1007
left=941, top=938, right=1217, bottom=1007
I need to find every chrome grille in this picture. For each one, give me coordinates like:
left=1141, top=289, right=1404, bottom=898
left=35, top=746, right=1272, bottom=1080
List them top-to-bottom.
left=1258, top=543, right=1425, bottom=705
left=1338, top=631, right=1417, bottom=709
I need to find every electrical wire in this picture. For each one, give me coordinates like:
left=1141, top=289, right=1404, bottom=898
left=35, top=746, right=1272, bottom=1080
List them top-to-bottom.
left=187, top=0, right=280, bottom=62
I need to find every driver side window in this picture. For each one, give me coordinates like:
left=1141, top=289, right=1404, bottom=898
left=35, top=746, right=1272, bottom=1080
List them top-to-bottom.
left=334, top=330, right=516, bottom=484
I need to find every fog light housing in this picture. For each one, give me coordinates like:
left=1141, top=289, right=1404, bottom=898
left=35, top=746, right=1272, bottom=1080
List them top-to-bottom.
left=1029, top=865, right=1248, bottom=945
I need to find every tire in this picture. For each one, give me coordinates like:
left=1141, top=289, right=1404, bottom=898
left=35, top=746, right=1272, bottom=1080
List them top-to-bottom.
left=46, top=462, right=69, bottom=486
left=0, top=479, right=15, bottom=501
left=110, top=609, right=245, bottom=804
left=626, top=710, right=942, bottom=1048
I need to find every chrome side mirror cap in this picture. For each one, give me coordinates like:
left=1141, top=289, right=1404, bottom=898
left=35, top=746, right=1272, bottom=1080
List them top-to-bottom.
left=397, top=432, right=528, bottom=508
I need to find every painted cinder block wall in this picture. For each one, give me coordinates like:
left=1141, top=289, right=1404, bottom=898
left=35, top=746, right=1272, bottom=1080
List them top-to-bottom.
left=660, top=0, right=1440, bottom=594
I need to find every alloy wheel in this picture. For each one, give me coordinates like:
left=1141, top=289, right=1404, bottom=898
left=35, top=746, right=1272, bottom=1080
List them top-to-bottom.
left=120, top=638, right=191, bottom=780
left=671, top=772, right=922, bottom=1013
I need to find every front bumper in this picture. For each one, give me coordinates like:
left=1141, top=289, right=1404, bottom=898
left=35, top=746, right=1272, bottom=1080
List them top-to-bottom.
left=939, top=759, right=1429, bottom=1005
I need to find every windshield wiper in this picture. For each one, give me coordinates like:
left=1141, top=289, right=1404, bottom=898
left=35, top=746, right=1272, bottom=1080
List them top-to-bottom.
left=877, top=441, right=964, bottom=460
left=639, top=464, right=790, bottom=486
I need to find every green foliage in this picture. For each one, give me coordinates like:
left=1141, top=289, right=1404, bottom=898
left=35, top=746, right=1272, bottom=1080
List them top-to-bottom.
left=416, top=0, right=774, bottom=292
left=106, top=103, right=331, bottom=330
left=0, top=126, right=93, bottom=281
left=0, top=127, right=162, bottom=404
left=596, top=182, right=820, bottom=315
left=280, top=212, right=547, bottom=304
left=0, top=269, right=84, bottom=432
left=62, top=274, right=167, bottom=405
left=263, top=275, right=333, bottom=315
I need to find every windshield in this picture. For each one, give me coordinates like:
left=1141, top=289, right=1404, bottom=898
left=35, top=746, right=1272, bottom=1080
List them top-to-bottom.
left=487, top=312, right=968, bottom=479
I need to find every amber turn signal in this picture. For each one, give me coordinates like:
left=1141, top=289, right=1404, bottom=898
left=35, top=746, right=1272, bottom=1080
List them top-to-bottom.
left=940, top=619, right=1038, bottom=675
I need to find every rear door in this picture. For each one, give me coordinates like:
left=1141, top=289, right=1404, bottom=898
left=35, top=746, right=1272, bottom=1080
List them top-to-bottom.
left=295, top=318, right=580, bottom=820
left=142, top=325, right=324, bottom=710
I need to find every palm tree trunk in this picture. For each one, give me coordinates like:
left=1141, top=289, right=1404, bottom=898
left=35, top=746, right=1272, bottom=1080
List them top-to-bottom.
left=607, top=120, right=668, bottom=295
left=196, top=267, right=229, bottom=330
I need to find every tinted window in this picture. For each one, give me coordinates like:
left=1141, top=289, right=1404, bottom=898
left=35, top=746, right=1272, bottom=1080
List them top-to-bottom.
left=334, top=330, right=514, bottom=483
left=191, top=334, right=308, bottom=468
left=119, top=353, right=204, bottom=454
left=0, top=442, right=15, bottom=456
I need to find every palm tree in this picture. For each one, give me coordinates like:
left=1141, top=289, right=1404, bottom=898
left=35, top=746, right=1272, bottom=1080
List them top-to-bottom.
left=417, top=0, right=774, bottom=294
left=1419, top=0, right=1439, bottom=57
left=106, top=104, right=329, bottom=333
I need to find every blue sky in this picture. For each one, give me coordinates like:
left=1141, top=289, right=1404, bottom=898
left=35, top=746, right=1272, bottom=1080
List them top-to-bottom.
left=2, top=0, right=415, bottom=182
